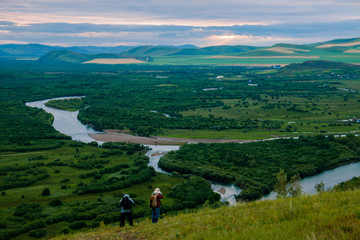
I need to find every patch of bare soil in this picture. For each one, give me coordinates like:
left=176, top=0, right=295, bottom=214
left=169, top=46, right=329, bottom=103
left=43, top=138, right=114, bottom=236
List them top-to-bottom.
left=317, top=41, right=360, bottom=48
left=89, top=130, right=255, bottom=145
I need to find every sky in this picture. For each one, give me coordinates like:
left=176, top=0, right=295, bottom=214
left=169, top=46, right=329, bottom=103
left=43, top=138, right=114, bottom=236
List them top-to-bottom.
left=0, top=0, right=360, bottom=47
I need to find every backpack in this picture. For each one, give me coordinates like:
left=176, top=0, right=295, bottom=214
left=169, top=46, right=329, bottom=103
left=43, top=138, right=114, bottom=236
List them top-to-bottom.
left=149, top=194, right=157, bottom=208
left=120, top=196, right=133, bottom=210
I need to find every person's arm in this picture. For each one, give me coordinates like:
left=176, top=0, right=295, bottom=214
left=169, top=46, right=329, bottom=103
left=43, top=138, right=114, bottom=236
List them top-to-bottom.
left=158, top=194, right=163, bottom=199
left=129, top=197, right=134, bottom=204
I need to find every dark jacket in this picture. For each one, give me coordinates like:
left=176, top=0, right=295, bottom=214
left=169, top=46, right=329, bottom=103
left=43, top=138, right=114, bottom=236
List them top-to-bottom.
left=119, top=194, right=134, bottom=213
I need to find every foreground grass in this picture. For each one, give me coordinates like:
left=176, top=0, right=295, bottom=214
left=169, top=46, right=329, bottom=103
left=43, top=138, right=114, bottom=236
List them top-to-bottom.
left=53, top=189, right=360, bottom=240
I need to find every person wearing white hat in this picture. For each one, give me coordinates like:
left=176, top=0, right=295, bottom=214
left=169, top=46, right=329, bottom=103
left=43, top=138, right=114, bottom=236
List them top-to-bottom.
left=149, top=188, right=163, bottom=223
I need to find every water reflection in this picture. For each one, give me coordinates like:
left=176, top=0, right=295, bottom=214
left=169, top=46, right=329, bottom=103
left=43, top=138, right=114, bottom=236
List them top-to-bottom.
left=263, top=161, right=360, bottom=199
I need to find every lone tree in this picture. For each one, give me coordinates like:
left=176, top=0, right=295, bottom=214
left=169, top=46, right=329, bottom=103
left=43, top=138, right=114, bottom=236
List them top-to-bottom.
left=274, top=168, right=287, bottom=198
left=274, top=169, right=303, bottom=198
left=288, top=173, right=302, bottom=197
left=315, top=181, right=325, bottom=193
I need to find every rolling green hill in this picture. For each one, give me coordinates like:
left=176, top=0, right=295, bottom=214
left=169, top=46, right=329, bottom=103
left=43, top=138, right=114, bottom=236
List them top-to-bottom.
left=34, top=37, right=360, bottom=65
left=311, top=37, right=360, bottom=47
left=0, top=44, right=62, bottom=57
left=170, top=45, right=259, bottom=56
left=120, top=46, right=181, bottom=57
left=0, top=50, right=10, bottom=56
left=38, top=50, right=92, bottom=63
left=277, top=60, right=360, bottom=76
left=51, top=188, right=360, bottom=240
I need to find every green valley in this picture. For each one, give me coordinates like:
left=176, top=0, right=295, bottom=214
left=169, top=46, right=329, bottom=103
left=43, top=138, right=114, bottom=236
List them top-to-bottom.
left=1, top=37, right=360, bottom=239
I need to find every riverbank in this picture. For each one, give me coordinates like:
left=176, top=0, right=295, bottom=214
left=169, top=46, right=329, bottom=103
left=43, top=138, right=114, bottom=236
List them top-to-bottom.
left=89, top=130, right=257, bottom=145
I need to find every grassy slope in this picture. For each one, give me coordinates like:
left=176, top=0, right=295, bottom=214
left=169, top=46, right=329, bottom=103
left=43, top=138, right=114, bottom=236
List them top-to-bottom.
left=153, top=38, right=360, bottom=66
left=38, top=50, right=91, bottom=63
left=52, top=189, right=360, bottom=240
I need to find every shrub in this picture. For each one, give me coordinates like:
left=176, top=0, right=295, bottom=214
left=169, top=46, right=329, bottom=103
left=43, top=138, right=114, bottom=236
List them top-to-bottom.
left=60, top=178, right=70, bottom=183
left=41, top=188, right=50, bottom=196
left=49, top=198, right=62, bottom=207
left=14, top=203, right=42, bottom=218
left=68, top=221, right=87, bottom=229
left=60, top=228, right=69, bottom=234
left=27, top=229, right=47, bottom=238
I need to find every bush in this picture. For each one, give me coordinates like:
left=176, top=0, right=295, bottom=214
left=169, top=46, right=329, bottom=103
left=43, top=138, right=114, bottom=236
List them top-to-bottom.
left=60, top=178, right=70, bottom=183
left=41, top=188, right=50, bottom=196
left=49, top=198, right=62, bottom=207
left=14, top=203, right=42, bottom=218
left=68, top=221, right=87, bottom=229
left=0, top=222, right=7, bottom=229
left=60, top=228, right=69, bottom=234
left=27, top=229, right=47, bottom=238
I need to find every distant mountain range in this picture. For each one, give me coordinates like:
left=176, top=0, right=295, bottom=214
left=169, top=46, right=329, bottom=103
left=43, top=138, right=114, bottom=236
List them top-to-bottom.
left=1, top=37, right=360, bottom=65
left=0, top=43, right=198, bottom=58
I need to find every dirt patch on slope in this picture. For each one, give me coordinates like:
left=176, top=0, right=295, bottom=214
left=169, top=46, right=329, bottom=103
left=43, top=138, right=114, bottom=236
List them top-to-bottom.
left=317, top=41, right=360, bottom=48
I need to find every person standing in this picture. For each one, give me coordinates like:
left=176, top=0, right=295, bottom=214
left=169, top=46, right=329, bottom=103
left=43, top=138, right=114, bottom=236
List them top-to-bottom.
left=149, top=188, right=163, bottom=223
left=119, top=193, right=134, bottom=227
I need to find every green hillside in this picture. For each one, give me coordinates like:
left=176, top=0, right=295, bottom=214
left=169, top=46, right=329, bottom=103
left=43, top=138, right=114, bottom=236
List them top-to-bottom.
left=33, top=37, right=360, bottom=65
left=311, top=37, right=360, bottom=47
left=0, top=44, right=62, bottom=57
left=170, top=45, right=259, bottom=56
left=120, top=46, right=181, bottom=57
left=0, top=50, right=10, bottom=56
left=38, top=50, right=92, bottom=63
left=277, top=60, right=360, bottom=76
left=52, top=188, right=360, bottom=240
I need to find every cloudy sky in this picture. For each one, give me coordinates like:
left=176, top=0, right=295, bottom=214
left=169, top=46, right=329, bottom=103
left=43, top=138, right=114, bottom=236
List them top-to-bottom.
left=1, top=0, right=360, bottom=47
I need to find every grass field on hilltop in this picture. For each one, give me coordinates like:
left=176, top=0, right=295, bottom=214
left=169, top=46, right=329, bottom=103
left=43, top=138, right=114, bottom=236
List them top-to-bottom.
left=151, top=51, right=360, bottom=66
left=52, top=189, right=360, bottom=240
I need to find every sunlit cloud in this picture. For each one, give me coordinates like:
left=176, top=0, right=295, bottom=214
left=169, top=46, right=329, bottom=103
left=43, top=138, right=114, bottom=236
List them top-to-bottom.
left=0, top=0, right=359, bottom=46
left=207, top=34, right=296, bottom=46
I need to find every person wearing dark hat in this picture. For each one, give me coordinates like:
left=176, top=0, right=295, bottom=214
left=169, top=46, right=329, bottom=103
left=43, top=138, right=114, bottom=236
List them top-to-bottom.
left=149, top=188, right=163, bottom=223
left=119, top=193, right=134, bottom=227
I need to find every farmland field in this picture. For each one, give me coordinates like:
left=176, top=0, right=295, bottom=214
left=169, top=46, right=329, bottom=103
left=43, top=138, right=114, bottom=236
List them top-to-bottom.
left=83, top=58, right=145, bottom=64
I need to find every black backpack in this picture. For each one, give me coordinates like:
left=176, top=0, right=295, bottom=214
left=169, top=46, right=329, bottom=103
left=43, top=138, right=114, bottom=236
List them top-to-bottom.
left=120, top=196, right=133, bottom=210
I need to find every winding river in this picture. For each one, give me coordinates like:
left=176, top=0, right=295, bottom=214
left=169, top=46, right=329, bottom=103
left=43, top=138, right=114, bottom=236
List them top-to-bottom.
left=26, top=97, right=360, bottom=204
left=26, top=97, right=104, bottom=144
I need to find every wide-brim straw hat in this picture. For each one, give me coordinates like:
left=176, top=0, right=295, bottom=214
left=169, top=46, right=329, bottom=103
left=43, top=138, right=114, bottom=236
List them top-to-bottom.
left=154, top=188, right=162, bottom=194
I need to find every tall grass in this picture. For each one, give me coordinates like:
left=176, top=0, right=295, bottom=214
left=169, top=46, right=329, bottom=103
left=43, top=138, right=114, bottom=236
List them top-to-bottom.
left=52, top=189, right=360, bottom=240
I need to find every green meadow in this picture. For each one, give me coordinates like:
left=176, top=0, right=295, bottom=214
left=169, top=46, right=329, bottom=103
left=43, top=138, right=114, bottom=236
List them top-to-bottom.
left=52, top=189, right=360, bottom=240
